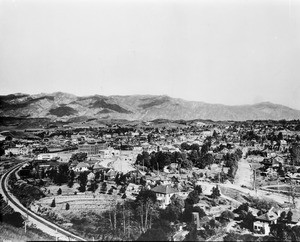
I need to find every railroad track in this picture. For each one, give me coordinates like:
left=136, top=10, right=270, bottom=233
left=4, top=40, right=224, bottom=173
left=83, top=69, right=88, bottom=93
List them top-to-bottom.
left=0, top=163, right=86, bottom=241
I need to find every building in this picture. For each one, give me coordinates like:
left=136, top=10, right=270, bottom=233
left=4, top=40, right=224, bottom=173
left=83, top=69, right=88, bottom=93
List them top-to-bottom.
left=78, top=142, right=107, bottom=155
left=5, top=146, right=30, bottom=156
left=36, top=153, right=59, bottom=161
left=73, top=162, right=90, bottom=172
left=151, top=184, right=180, bottom=208
left=253, top=207, right=279, bottom=235
left=253, top=221, right=270, bottom=235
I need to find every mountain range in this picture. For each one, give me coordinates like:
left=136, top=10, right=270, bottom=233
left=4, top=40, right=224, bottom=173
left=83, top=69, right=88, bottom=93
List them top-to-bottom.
left=1, top=92, right=300, bottom=121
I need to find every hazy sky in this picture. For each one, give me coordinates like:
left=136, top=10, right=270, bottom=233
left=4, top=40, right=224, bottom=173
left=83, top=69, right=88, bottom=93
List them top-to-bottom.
left=1, top=0, right=300, bottom=109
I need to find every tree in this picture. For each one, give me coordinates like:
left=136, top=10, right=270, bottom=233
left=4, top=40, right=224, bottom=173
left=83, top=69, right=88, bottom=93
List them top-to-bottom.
left=213, top=130, right=218, bottom=139
left=181, top=142, right=190, bottom=151
left=201, top=142, right=210, bottom=155
left=190, top=143, right=200, bottom=151
left=290, top=143, right=300, bottom=166
left=0, top=146, right=5, bottom=156
left=235, top=148, right=243, bottom=159
left=189, top=150, right=199, bottom=163
left=136, top=151, right=151, bottom=168
left=70, top=152, right=87, bottom=162
left=197, top=153, right=214, bottom=169
left=181, top=158, right=193, bottom=170
left=54, top=163, right=70, bottom=185
left=67, top=169, right=75, bottom=187
left=78, top=171, right=88, bottom=192
left=67, top=179, right=74, bottom=188
left=100, top=182, right=107, bottom=194
left=194, top=185, right=202, bottom=194
left=211, top=185, right=221, bottom=199
left=57, top=188, right=62, bottom=195
left=107, top=188, right=114, bottom=195
left=135, top=189, right=159, bottom=231
left=136, top=189, right=157, bottom=204
left=185, top=190, right=200, bottom=206
left=162, top=195, right=184, bottom=222
left=50, top=198, right=56, bottom=207
left=136, top=198, right=159, bottom=232
left=66, top=203, right=70, bottom=210
left=234, top=203, right=249, bottom=215
left=192, top=206, right=206, bottom=218
left=220, top=210, right=235, bottom=222
left=278, top=211, right=287, bottom=223
left=286, top=211, right=293, bottom=222
left=2, top=212, right=24, bottom=227
left=241, top=212, right=255, bottom=231
left=209, top=218, right=220, bottom=229
left=271, top=222, right=293, bottom=241
left=184, top=225, right=197, bottom=241
left=292, top=225, right=300, bottom=241
left=137, top=228, right=168, bottom=241
left=223, top=232, right=241, bottom=242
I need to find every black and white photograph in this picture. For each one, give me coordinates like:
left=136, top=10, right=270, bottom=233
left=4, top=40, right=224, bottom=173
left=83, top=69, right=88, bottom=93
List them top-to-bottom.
left=0, top=0, right=300, bottom=241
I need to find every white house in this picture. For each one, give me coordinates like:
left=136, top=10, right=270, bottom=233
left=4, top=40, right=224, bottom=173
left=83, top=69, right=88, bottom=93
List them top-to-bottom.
left=5, top=146, right=30, bottom=156
left=36, top=153, right=59, bottom=161
left=73, top=162, right=90, bottom=172
left=151, top=184, right=180, bottom=209
left=253, top=207, right=279, bottom=235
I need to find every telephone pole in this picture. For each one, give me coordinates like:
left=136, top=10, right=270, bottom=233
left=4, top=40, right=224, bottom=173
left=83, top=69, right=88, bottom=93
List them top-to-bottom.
left=252, top=167, right=257, bottom=196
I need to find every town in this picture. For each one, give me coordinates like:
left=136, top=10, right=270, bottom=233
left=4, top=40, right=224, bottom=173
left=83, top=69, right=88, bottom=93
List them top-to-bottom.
left=1, top=118, right=300, bottom=241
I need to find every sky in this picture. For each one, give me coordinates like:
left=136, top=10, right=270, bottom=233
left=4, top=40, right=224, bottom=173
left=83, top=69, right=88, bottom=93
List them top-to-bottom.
left=0, top=0, right=300, bottom=109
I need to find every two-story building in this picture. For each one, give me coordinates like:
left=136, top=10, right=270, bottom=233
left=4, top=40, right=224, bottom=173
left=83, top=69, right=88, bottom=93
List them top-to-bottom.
left=151, top=184, right=180, bottom=209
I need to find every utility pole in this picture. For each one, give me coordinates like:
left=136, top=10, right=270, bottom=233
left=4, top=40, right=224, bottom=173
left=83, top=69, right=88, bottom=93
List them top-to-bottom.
left=253, top=167, right=257, bottom=197
left=290, top=180, right=296, bottom=209
left=23, top=220, right=29, bottom=233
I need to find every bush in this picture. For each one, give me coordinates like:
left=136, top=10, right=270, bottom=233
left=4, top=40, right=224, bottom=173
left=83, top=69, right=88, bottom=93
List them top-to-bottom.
left=8, top=174, right=45, bottom=207
left=67, top=180, right=74, bottom=188
left=78, top=185, right=86, bottom=193
left=211, top=185, right=221, bottom=199
left=57, top=188, right=62, bottom=195
left=107, top=188, right=113, bottom=195
left=50, top=199, right=56, bottom=207
left=220, top=210, right=235, bottom=221
left=2, top=212, right=24, bottom=227
left=137, top=228, right=168, bottom=241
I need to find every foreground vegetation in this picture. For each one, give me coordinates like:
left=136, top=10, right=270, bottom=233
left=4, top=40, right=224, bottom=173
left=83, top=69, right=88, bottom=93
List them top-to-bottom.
left=0, top=193, right=54, bottom=241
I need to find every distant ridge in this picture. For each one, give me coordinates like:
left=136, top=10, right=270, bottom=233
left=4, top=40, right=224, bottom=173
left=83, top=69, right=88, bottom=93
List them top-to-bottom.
left=0, top=92, right=300, bottom=121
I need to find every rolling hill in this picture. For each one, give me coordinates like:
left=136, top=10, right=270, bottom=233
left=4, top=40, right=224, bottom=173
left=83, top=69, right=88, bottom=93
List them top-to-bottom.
left=0, top=92, right=300, bottom=121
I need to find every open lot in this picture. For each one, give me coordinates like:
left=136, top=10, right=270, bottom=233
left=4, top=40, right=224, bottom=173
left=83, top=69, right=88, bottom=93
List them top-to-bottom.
left=31, top=182, right=124, bottom=225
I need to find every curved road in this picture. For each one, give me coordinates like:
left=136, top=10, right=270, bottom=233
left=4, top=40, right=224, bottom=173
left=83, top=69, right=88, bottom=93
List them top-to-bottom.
left=0, top=163, right=86, bottom=241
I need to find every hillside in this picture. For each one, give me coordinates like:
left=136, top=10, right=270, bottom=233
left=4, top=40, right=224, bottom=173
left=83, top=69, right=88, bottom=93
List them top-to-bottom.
left=1, top=92, right=300, bottom=121
left=0, top=222, right=55, bottom=241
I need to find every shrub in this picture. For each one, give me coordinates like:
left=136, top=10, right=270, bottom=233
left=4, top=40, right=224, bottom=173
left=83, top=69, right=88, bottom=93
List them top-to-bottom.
left=211, top=185, right=221, bottom=199
left=57, top=188, right=62, bottom=195
left=50, top=199, right=56, bottom=207
left=2, top=212, right=24, bottom=227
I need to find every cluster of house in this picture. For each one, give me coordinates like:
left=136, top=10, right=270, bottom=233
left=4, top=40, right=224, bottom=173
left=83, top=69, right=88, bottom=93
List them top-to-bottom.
left=1, top=120, right=300, bottom=238
left=253, top=206, right=300, bottom=235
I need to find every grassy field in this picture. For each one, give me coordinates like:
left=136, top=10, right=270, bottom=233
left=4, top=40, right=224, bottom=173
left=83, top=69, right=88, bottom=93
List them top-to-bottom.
left=31, top=182, right=125, bottom=240
left=265, top=185, right=300, bottom=195
left=219, top=186, right=249, bottom=204
left=0, top=222, right=55, bottom=241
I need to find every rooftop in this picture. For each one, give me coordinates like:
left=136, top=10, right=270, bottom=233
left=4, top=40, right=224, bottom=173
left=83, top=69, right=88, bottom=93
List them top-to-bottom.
left=151, top=184, right=179, bottom=194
